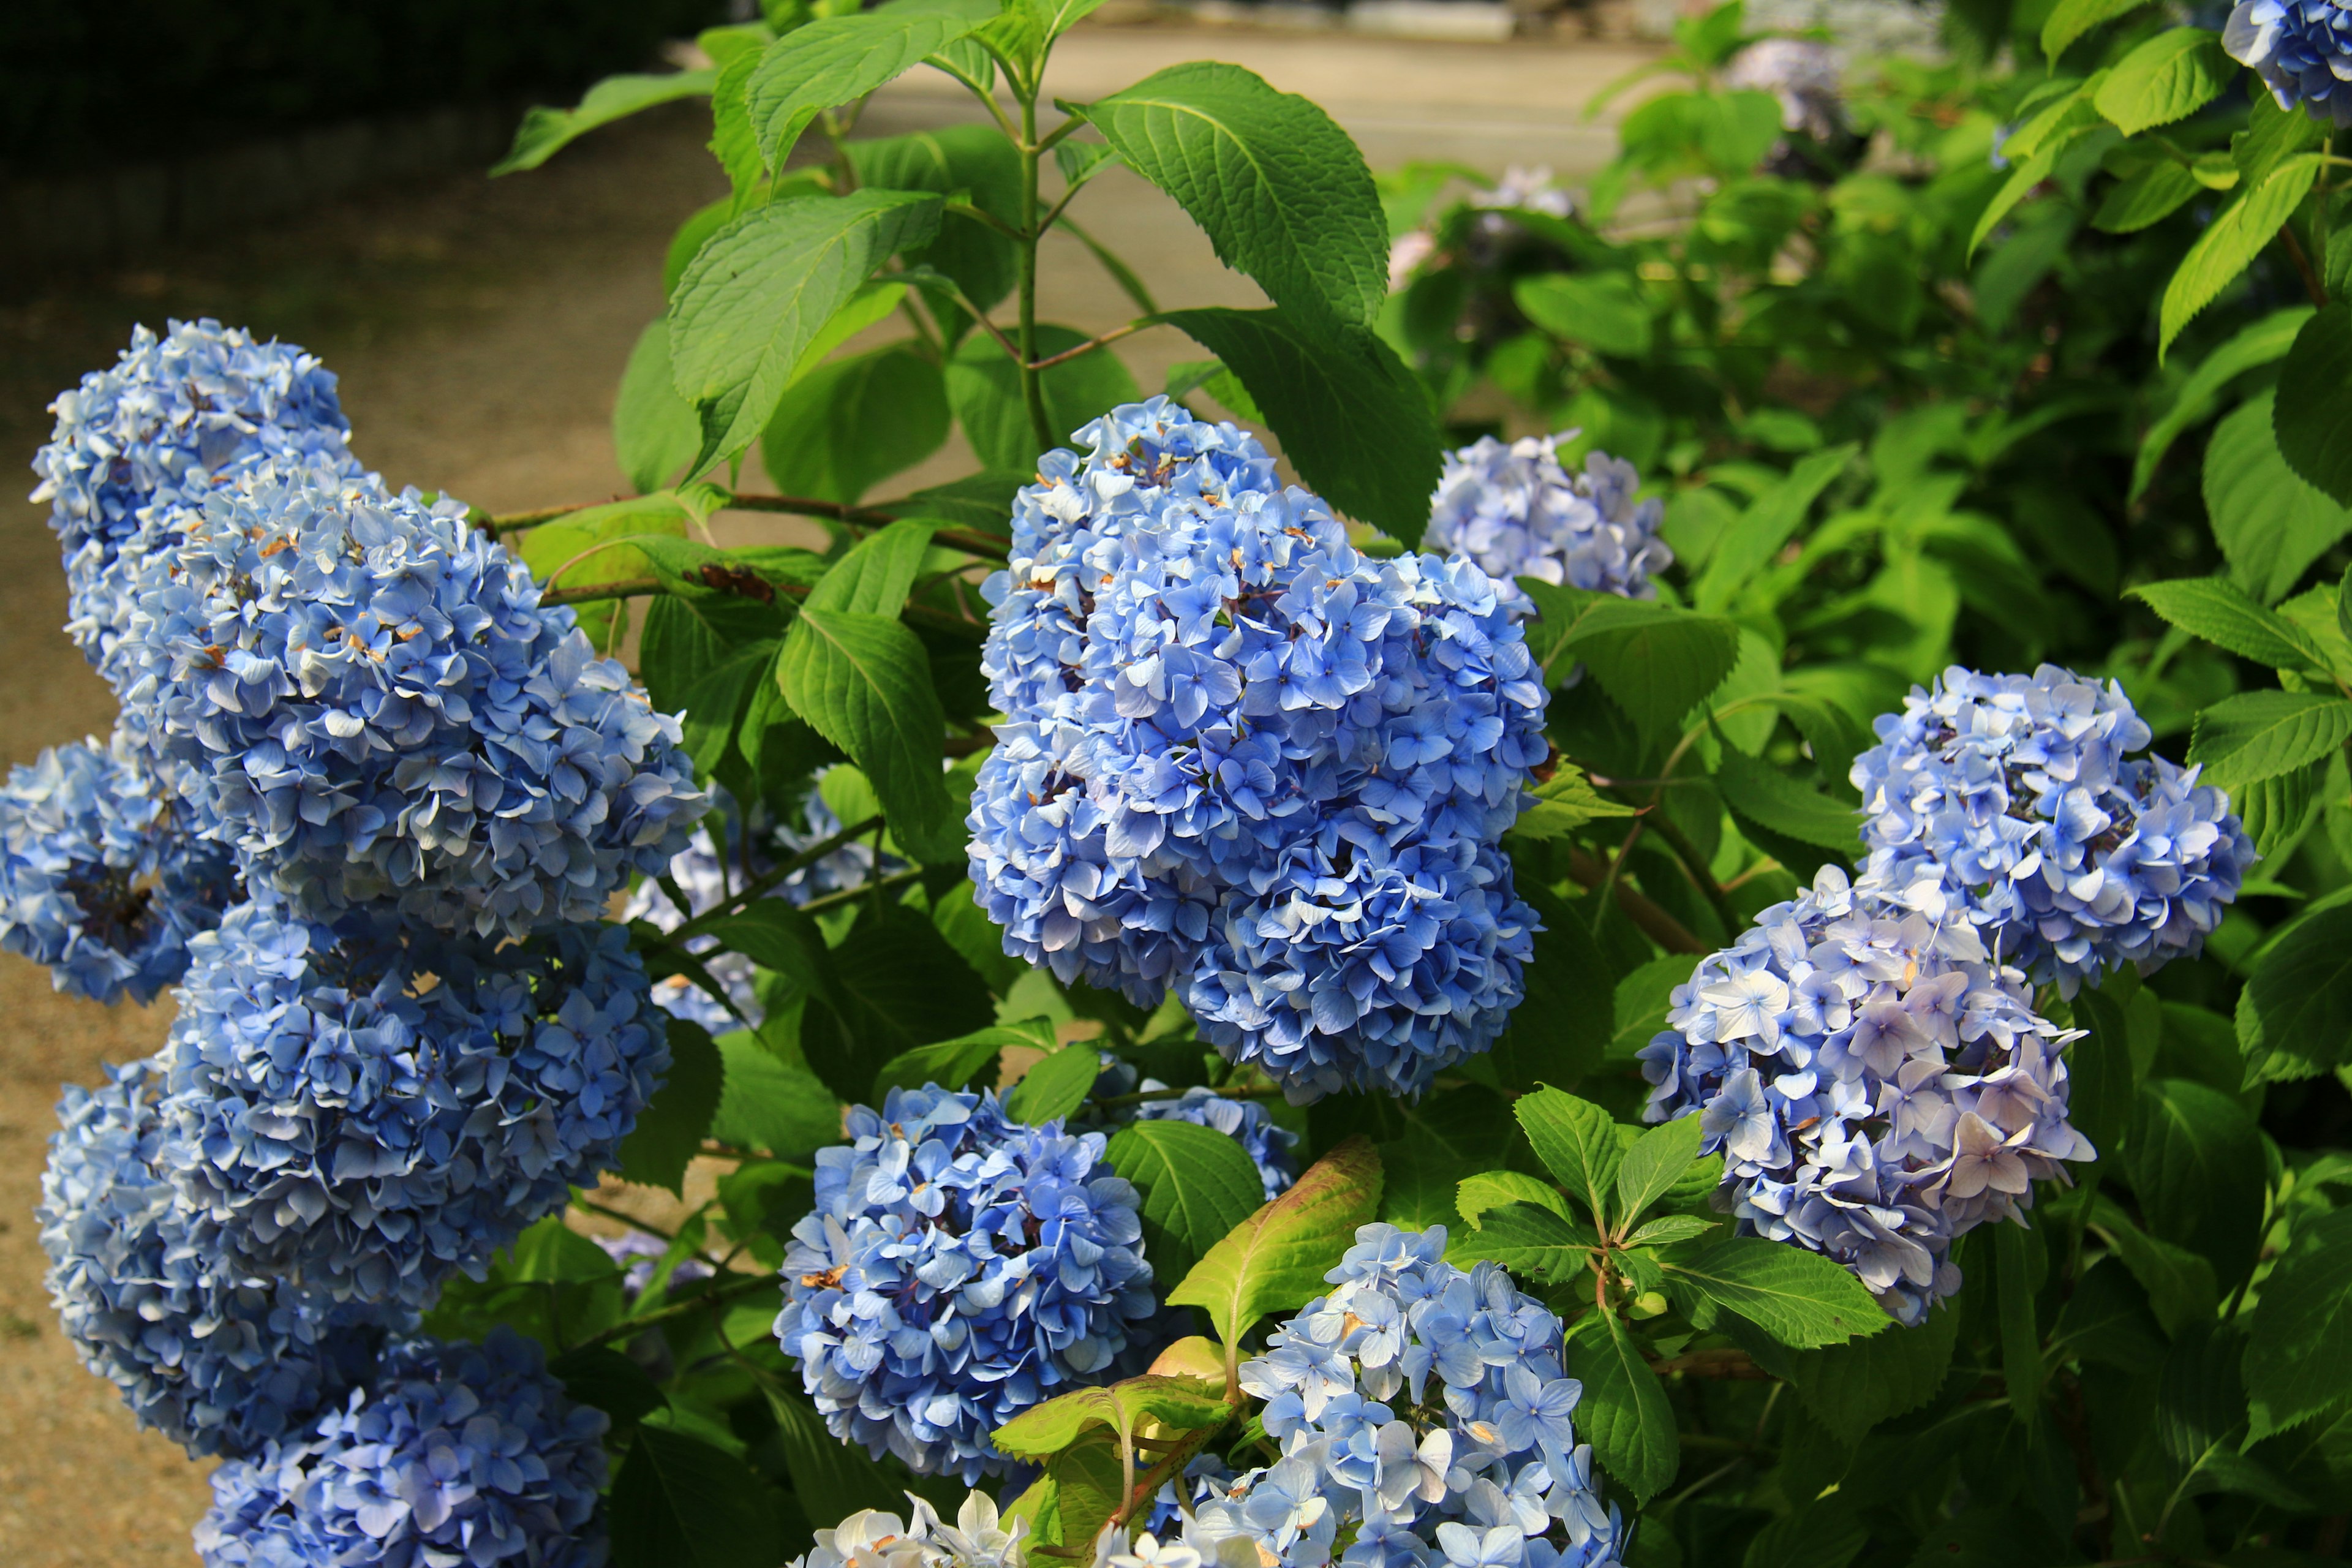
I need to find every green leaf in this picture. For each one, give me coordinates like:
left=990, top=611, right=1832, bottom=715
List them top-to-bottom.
left=748, top=0, right=1002, bottom=168
left=2042, top=0, right=2152, bottom=61
left=2094, top=29, right=2233, bottom=135
left=709, top=36, right=771, bottom=205
left=1079, top=62, right=1387, bottom=330
left=495, top=70, right=717, bottom=176
left=2236, top=87, right=2329, bottom=186
left=1970, top=119, right=2103, bottom=259
left=850, top=124, right=1023, bottom=325
left=2160, top=156, right=2323, bottom=357
left=2093, top=157, right=2202, bottom=233
left=668, top=192, right=943, bottom=473
left=1513, top=271, right=1654, bottom=358
left=2277, top=301, right=2352, bottom=508
left=1156, top=306, right=1441, bottom=543
left=615, top=319, right=703, bottom=496
left=945, top=323, right=1140, bottom=470
left=761, top=344, right=950, bottom=505
left=2203, top=386, right=2352, bottom=601
left=1691, top=445, right=1856, bottom=614
left=516, top=495, right=693, bottom=654
left=807, top=518, right=942, bottom=616
left=2129, top=576, right=2335, bottom=671
left=1518, top=581, right=1743, bottom=753
left=775, top=606, right=960, bottom=863
left=2187, top=689, right=2352, bottom=791
left=1713, top=741, right=1863, bottom=877
left=1507, top=759, right=1636, bottom=841
left=1487, top=886, right=1613, bottom=1091
left=798, top=902, right=997, bottom=1104
left=2239, top=902, right=2352, bottom=1084
left=1613, top=954, right=1698, bottom=1064
left=2067, top=986, right=2144, bottom=1159
left=873, top=1019, right=1050, bottom=1101
left=616, top=1020, right=725, bottom=1197
left=710, top=1031, right=841, bottom=1160
left=1003, top=1043, right=1101, bottom=1125
left=2128, top=1077, right=2267, bottom=1286
left=1515, top=1087, right=1623, bottom=1227
left=1615, top=1117, right=1709, bottom=1231
left=1107, top=1121, right=1269, bottom=1294
left=1167, top=1136, right=1383, bottom=1351
left=1377, top=1139, right=1477, bottom=1232
left=1457, top=1170, right=1572, bottom=1228
left=2091, top=1195, right=2220, bottom=1337
left=1448, top=1201, right=1601, bottom=1282
left=2244, top=1208, right=2352, bottom=1438
left=1625, top=1215, right=1716, bottom=1247
left=1660, top=1236, right=1891, bottom=1348
left=1786, top=1304, right=1959, bottom=1442
left=1565, top=1313, right=1679, bottom=1502
left=547, top=1345, right=666, bottom=1429
left=992, top=1374, right=1229, bottom=1460
left=766, top=1385, right=933, bottom=1521
left=609, top=1423, right=778, bottom=1568
left=1002, top=1436, right=1128, bottom=1551
left=1743, top=1498, right=1865, bottom=1568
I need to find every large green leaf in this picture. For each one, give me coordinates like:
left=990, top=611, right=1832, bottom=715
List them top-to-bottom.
left=747, top=0, right=1003, bottom=168
left=2042, top=0, right=2154, bottom=61
left=2092, top=28, right=2233, bottom=135
left=1080, top=62, right=1387, bottom=330
left=495, top=70, right=717, bottom=176
left=849, top=124, right=1023, bottom=325
left=2161, top=156, right=2323, bottom=356
left=2094, top=157, right=2202, bottom=234
left=669, top=192, right=942, bottom=474
left=1513, top=271, right=1653, bottom=358
left=2277, top=301, right=2352, bottom=507
left=1157, top=305, right=1441, bottom=543
left=615, top=319, right=704, bottom=496
left=946, top=324, right=1140, bottom=470
left=761, top=344, right=950, bottom=505
left=2204, top=388, right=2352, bottom=602
left=1691, top=445, right=1855, bottom=612
left=2131, top=576, right=2335, bottom=671
left=1518, top=581, right=1743, bottom=753
left=775, top=606, right=960, bottom=863
left=2187, top=689, right=2352, bottom=791
left=1713, top=741, right=1863, bottom=877
left=1486, top=884, right=1613, bottom=1091
left=2239, top=902, right=2352, bottom=1084
left=798, top=903, right=997, bottom=1104
left=616, top=1020, right=725, bottom=1197
left=873, top=1020, right=1051, bottom=1101
left=710, top=1031, right=840, bottom=1160
left=1001, top=1042, right=1100, bottom=1125
left=2127, top=1077, right=2267, bottom=1286
left=1514, top=1087, right=1623, bottom=1228
left=1615, top=1116, right=1709, bottom=1231
left=1105, top=1121, right=1268, bottom=1291
left=1167, top=1137, right=1382, bottom=1351
left=1456, top=1170, right=1574, bottom=1228
left=2091, top=1195, right=2220, bottom=1337
left=1447, top=1201, right=1600, bottom=1282
left=2244, top=1208, right=2352, bottom=1439
left=1659, top=1236, right=1890, bottom=1348
left=1787, top=1305, right=1959, bottom=1442
left=1564, top=1313, right=1679, bottom=1502
left=992, top=1375, right=1229, bottom=1460
left=766, top=1385, right=942, bottom=1521
left=609, top=1422, right=778, bottom=1568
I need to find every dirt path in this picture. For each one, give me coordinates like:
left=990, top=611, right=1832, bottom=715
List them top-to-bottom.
left=0, top=24, right=1649, bottom=1563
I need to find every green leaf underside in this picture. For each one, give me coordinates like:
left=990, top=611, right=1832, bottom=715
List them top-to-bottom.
left=2162, top=157, right=2322, bottom=356
left=2132, top=576, right=2334, bottom=671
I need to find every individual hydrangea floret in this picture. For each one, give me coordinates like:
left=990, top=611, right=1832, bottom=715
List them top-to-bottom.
left=2226, top=0, right=2352, bottom=126
left=29, top=319, right=361, bottom=678
left=969, top=399, right=1550, bottom=1101
left=1425, top=436, right=1671, bottom=597
left=119, top=463, right=703, bottom=938
left=1850, top=664, right=2252, bottom=994
left=1, top=734, right=237, bottom=1004
left=1640, top=867, right=2095, bottom=1325
left=158, top=895, right=669, bottom=1306
left=37, top=1056, right=397, bottom=1459
left=1087, top=1058, right=1300, bottom=1200
left=774, top=1084, right=1156, bottom=1482
left=1173, top=1223, right=1623, bottom=1568
left=194, top=1327, right=608, bottom=1568
left=791, top=1493, right=1032, bottom=1568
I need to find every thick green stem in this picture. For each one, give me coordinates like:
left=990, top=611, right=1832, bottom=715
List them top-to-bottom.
left=1017, top=94, right=1052, bottom=454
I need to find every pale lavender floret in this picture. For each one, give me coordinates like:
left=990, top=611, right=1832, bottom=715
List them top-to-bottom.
left=2226, top=0, right=2352, bottom=126
left=28, top=319, right=363, bottom=679
left=968, top=399, right=1550, bottom=1101
left=1425, top=435, right=1670, bottom=597
left=116, top=463, right=704, bottom=938
left=1850, top=664, right=2252, bottom=995
left=0, top=734, right=238, bottom=1004
left=1638, top=866, right=2096, bottom=1325
left=157, top=895, right=670, bottom=1308
left=37, top=1055, right=400, bottom=1460
left=774, top=1084, right=1156, bottom=1482
left=1185, top=1223, right=1624, bottom=1568
left=194, top=1327, right=609, bottom=1568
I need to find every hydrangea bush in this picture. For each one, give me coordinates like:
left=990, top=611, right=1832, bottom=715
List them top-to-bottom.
left=17, top=1, right=2352, bottom=1564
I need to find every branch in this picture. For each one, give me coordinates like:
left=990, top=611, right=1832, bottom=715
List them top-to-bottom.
left=945, top=197, right=1026, bottom=241
left=1027, top=320, right=1148, bottom=372
left=666, top=813, right=885, bottom=944
left=1567, top=847, right=1710, bottom=954
left=575, top=1270, right=778, bottom=1350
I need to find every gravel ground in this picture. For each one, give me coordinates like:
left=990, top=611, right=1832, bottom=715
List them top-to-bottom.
left=0, top=24, right=1650, bottom=1564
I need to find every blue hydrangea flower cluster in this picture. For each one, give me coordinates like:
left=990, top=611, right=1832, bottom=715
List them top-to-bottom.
left=2226, top=0, right=2352, bottom=125
left=29, top=319, right=361, bottom=677
left=970, top=399, right=1550, bottom=1101
left=1425, top=436, right=1670, bottom=597
left=119, top=464, right=703, bottom=938
left=1850, top=664, right=2252, bottom=995
left=0, top=734, right=237, bottom=1003
left=1640, top=866, right=2096, bottom=1325
left=158, top=895, right=668, bottom=1307
left=1087, top=1058, right=1300, bottom=1200
left=774, top=1084, right=1156, bottom=1481
left=1166, top=1223, right=1622, bottom=1568
left=194, top=1327, right=609, bottom=1568
left=790, top=1492, right=1032, bottom=1568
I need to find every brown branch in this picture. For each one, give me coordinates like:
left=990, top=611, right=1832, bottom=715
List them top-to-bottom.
left=2282, top=224, right=2329, bottom=309
left=1025, top=320, right=1147, bottom=372
left=481, top=492, right=1009, bottom=560
left=1568, top=848, right=1710, bottom=954
left=1648, top=1348, right=1770, bottom=1380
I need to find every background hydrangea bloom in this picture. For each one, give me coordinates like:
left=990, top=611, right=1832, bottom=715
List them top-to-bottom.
left=2226, top=0, right=2352, bottom=124
left=1722, top=38, right=1845, bottom=141
left=29, top=319, right=361, bottom=677
left=969, top=399, right=1548, bottom=1100
left=1425, top=436, right=1670, bottom=597
left=120, top=463, right=702, bottom=938
left=1850, top=664, right=2251, bottom=994
left=0, top=733, right=238, bottom=1003
left=1640, top=867, right=2095, bottom=1325
left=158, top=895, right=669, bottom=1306
left=37, top=1056, right=398, bottom=1458
left=1085, top=1057, right=1299, bottom=1199
left=774, top=1084, right=1156, bottom=1481
left=1182, top=1223, right=1623, bottom=1568
left=194, top=1327, right=608, bottom=1568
